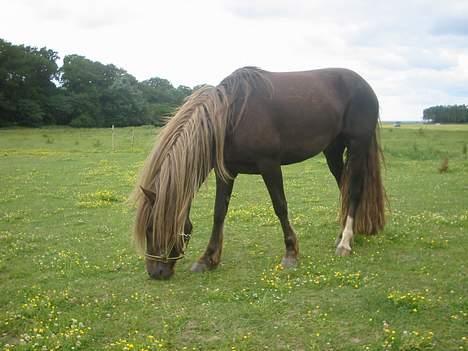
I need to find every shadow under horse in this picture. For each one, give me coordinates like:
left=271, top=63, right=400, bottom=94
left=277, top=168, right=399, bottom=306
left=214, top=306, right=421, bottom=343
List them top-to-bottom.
left=133, top=67, right=386, bottom=280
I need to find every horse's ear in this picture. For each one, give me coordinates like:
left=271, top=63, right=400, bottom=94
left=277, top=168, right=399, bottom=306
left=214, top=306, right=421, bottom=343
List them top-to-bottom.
left=140, top=186, right=156, bottom=204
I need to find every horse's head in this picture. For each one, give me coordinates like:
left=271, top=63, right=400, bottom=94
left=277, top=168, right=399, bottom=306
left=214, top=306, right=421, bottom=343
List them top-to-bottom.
left=140, top=187, right=192, bottom=280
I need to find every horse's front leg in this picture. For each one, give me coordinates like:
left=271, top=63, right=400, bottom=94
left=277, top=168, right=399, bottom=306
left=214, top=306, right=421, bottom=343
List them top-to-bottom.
left=259, top=160, right=299, bottom=268
left=191, top=173, right=236, bottom=272
left=183, top=203, right=193, bottom=245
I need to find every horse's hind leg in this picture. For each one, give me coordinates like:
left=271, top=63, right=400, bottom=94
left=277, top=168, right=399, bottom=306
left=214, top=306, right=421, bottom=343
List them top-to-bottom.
left=324, top=137, right=345, bottom=187
left=336, top=137, right=370, bottom=256
left=324, top=138, right=346, bottom=246
left=258, top=160, right=298, bottom=268
left=191, top=173, right=236, bottom=273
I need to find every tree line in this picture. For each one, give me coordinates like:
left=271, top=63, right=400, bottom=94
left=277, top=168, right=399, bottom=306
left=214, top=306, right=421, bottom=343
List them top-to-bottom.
left=0, top=38, right=197, bottom=127
left=423, top=105, right=468, bottom=124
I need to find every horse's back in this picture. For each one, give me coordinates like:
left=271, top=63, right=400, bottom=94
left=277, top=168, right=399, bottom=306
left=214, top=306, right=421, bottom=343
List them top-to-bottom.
left=268, top=67, right=378, bottom=135
left=225, top=68, right=377, bottom=171
left=267, top=68, right=371, bottom=115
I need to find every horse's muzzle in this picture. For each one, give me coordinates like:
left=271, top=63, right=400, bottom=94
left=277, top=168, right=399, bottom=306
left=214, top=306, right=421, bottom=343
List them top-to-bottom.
left=146, top=260, right=175, bottom=280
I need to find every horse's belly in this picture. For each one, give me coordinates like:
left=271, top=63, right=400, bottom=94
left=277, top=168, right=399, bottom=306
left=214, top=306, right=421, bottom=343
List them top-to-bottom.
left=226, top=117, right=338, bottom=169
left=279, top=133, right=333, bottom=165
left=280, top=150, right=321, bottom=165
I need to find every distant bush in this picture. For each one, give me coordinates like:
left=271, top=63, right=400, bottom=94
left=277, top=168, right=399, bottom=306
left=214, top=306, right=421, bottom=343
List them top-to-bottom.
left=70, top=114, right=97, bottom=128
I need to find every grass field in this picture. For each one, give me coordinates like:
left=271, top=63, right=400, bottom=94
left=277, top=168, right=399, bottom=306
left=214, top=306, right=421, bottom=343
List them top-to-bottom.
left=0, top=124, right=467, bottom=350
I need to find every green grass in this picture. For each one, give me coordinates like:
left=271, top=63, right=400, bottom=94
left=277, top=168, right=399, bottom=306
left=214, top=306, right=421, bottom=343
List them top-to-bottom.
left=0, top=125, right=467, bottom=350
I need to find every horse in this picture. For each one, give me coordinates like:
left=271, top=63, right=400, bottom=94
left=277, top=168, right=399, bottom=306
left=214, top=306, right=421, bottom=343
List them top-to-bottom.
left=132, top=67, right=385, bottom=280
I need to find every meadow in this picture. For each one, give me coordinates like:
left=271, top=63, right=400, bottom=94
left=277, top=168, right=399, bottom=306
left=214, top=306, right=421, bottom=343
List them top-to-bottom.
left=0, top=124, right=467, bottom=350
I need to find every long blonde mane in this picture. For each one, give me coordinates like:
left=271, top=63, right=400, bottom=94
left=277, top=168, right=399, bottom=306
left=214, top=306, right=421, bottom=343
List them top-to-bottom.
left=132, top=67, right=272, bottom=256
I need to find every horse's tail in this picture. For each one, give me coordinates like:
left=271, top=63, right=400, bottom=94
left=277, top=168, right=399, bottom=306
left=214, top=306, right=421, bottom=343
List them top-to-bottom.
left=132, top=67, right=271, bottom=255
left=340, top=129, right=386, bottom=234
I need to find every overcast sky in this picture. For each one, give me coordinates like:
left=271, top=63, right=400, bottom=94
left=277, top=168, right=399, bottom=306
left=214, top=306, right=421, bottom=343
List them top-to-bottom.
left=1, top=0, right=467, bottom=120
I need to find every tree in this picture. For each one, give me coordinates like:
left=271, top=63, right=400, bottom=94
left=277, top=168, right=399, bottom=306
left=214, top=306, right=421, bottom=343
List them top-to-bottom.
left=1, top=38, right=198, bottom=128
left=0, top=39, right=59, bottom=126
left=60, top=55, right=106, bottom=126
left=60, top=55, right=157, bottom=127
left=101, top=73, right=146, bottom=126
left=140, top=78, right=193, bottom=125
left=175, top=85, right=192, bottom=104
left=423, top=105, right=468, bottom=124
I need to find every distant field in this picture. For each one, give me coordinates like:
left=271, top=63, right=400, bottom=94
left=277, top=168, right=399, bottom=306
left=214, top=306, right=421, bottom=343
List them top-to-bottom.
left=381, top=122, right=468, bottom=131
left=0, top=125, right=467, bottom=350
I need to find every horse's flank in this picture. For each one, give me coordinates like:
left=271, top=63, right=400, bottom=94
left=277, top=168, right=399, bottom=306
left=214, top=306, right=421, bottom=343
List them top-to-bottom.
left=132, top=67, right=272, bottom=256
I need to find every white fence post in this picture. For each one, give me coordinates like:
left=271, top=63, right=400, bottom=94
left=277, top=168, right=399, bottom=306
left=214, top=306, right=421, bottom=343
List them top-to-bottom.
left=112, top=125, right=115, bottom=152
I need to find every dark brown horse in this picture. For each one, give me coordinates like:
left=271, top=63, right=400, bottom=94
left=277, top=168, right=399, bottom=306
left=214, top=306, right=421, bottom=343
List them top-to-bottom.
left=133, top=67, right=385, bottom=280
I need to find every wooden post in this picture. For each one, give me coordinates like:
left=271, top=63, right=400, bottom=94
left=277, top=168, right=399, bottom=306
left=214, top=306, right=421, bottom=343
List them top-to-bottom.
left=112, top=125, right=115, bottom=152
left=131, top=127, right=135, bottom=152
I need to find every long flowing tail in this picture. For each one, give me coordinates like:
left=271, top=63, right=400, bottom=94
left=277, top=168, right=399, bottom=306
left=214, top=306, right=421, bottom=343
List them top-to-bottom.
left=340, top=131, right=386, bottom=234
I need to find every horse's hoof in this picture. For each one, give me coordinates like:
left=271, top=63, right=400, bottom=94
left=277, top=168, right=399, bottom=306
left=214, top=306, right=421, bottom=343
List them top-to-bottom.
left=335, top=245, right=352, bottom=256
left=281, top=256, right=298, bottom=268
left=190, top=261, right=209, bottom=273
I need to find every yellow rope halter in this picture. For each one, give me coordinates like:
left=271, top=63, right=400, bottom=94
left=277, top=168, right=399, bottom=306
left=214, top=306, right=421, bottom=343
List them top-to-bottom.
left=145, top=233, right=190, bottom=263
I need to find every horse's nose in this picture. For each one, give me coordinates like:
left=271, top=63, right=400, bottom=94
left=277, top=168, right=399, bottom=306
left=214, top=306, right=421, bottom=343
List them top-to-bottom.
left=147, top=262, right=174, bottom=280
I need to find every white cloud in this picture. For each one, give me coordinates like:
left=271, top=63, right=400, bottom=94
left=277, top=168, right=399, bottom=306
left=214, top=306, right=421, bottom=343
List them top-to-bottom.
left=0, top=0, right=467, bottom=120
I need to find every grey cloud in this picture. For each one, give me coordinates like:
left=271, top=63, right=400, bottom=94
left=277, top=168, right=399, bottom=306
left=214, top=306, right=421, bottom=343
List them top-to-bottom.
left=431, top=17, right=468, bottom=36
left=406, top=49, right=458, bottom=71
left=405, top=58, right=455, bottom=71
left=444, top=84, right=468, bottom=97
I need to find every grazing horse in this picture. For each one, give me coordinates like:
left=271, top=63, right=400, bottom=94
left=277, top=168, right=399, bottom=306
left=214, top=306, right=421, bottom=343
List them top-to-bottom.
left=133, top=67, right=385, bottom=280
